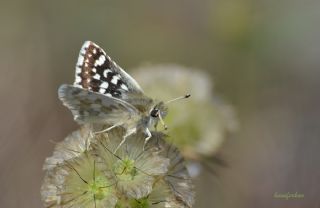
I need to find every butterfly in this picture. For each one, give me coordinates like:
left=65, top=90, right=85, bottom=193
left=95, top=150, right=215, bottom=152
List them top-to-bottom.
left=59, top=41, right=190, bottom=152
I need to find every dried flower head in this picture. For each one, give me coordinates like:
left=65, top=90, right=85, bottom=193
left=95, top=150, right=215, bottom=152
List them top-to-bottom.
left=43, top=125, right=92, bottom=170
left=41, top=127, right=194, bottom=208
left=93, top=128, right=170, bottom=199
left=149, top=132, right=195, bottom=207
left=41, top=152, right=117, bottom=208
left=115, top=180, right=186, bottom=208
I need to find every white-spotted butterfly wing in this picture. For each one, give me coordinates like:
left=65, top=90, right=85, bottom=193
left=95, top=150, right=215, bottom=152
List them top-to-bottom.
left=58, top=41, right=148, bottom=125
left=74, top=41, right=143, bottom=97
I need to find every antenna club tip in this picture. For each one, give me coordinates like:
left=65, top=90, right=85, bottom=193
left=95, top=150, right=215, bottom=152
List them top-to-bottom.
left=185, top=94, right=191, bottom=98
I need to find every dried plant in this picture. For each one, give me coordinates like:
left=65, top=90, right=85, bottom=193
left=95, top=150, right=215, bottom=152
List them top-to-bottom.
left=41, top=126, right=194, bottom=208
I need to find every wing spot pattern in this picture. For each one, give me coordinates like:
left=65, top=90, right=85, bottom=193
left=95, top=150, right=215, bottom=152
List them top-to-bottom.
left=74, top=41, right=139, bottom=98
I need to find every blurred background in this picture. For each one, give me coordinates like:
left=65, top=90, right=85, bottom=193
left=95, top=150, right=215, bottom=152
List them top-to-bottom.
left=1, top=0, right=320, bottom=207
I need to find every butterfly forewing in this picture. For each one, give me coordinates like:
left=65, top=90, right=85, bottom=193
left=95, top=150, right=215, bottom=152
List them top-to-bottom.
left=74, top=41, right=143, bottom=99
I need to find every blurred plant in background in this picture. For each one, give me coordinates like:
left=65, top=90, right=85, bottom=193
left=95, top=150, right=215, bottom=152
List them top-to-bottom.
left=1, top=0, right=319, bottom=207
left=133, top=65, right=238, bottom=176
left=41, top=126, right=194, bottom=208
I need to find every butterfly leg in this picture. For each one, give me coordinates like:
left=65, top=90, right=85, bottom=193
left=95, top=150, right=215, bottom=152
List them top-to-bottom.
left=94, top=122, right=123, bottom=134
left=113, top=128, right=136, bottom=154
left=143, top=128, right=152, bottom=151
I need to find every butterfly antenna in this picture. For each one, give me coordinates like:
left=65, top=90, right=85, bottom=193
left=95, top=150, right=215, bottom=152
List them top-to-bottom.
left=165, top=94, right=191, bottom=104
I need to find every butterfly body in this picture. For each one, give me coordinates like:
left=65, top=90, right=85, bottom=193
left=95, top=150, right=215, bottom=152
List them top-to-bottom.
left=59, top=41, right=167, bottom=148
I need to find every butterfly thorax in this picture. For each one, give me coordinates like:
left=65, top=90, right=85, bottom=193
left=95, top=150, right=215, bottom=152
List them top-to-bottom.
left=122, top=93, right=154, bottom=115
left=124, top=96, right=168, bottom=130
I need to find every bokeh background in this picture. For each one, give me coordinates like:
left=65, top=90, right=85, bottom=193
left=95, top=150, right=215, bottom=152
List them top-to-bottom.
left=1, top=0, right=320, bottom=207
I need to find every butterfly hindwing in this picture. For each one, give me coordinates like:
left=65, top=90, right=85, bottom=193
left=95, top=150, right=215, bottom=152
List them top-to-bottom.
left=74, top=41, right=143, bottom=99
left=58, top=84, right=139, bottom=124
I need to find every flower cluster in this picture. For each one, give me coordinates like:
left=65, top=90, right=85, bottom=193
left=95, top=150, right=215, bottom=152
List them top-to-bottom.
left=41, top=126, right=194, bottom=208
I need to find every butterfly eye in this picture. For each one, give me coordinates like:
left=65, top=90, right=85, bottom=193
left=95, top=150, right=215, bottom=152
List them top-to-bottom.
left=150, top=108, right=159, bottom=118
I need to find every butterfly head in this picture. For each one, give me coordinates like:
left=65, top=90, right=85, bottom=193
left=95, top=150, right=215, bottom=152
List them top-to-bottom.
left=147, top=94, right=191, bottom=130
left=149, top=101, right=168, bottom=130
